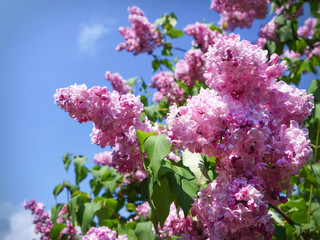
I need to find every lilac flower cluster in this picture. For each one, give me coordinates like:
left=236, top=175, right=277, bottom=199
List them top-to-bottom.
left=210, top=0, right=268, bottom=30
left=116, top=6, right=163, bottom=55
left=256, top=17, right=279, bottom=48
left=297, top=18, right=318, bottom=38
left=184, top=22, right=222, bottom=53
left=167, top=34, right=313, bottom=239
left=175, top=49, right=206, bottom=87
left=104, top=71, right=131, bottom=94
left=149, top=71, right=185, bottom=104
left=54, top=84, right=152, bottom=173
left=93, top=151, right=113, bottom=166
left=191, top=175, right=274, bottom=239
left=24, top=200, right=53, bottom=240
left=135, top=201, right=193, bottom=238
left=157, top=203, right=193, bottom=239
left=56, top=205, right=78, bottom=240
left=82, top=226, right=128, bottom=240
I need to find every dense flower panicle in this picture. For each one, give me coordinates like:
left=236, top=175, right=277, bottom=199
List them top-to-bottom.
left=210, top=0, right=268, bottom=30
left=116, top=6, right=163, bottom=55
left=257, top=17, right=279, bottom=47
left=297, top=18, right=318, bottom=38
left=183, top=22, right=222, bottom=53
left=167, top=32, right=314, bottom=236
left=204, top=34, right=274, bottom=100
left=306, top=42, right=320, bottom=59
left=175, top=49, right=206, bottom=87
left=283, top=49, right=301, bottom=59
left=104, top=71, right=131, bottom=94
left=149, top=71, right=185, bottom=104
left=264, top=81, right=314, bottom=125
left=54, top=84, right=152, bottom=173
left=54, top=84, right=143, bottom=147
left=167, top=88, right=273, bottom=166
left=168, top=88, right=239, bottom=156
left=259, top=121, right=312, bottom=203
left=93, top=151, right=113, bottom=166
left=191, top=176, right=274, bottom=240
left=24, top=200, right=53, bottom=240
left=136, top=202, right=151, bottom=218
left=157, top=203, right=194, bottom=239
left=82, top=226, right=128, bottom=240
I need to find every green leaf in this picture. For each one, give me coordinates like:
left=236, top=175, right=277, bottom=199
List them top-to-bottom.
left=168, top=13, right=177, bottom=27
left=275, top=14, right=286, bottom=25
left=276, top=21, right=294, bottom=43
left=166, top=28, right=184, bottom=38
left=266, top=41, right=276, bottom=55
left=162, top=43, right=172, bottom=56
left=160, top=59, right=173, bottom=71
left=152, top=60, right=160, bottom=72
left=127, top=77, right=137, bottom=88
left=140, top=95, right=148, bottom=106
left=136, top=130, right=157, bottom=154
left=144, top=134, right=172, bottom=181
left=182, top=150, right=210, bottom=187
left=62, top=153, right=72, bottom=172
left=74, top=156, right=88, bottom=185
left=169, top=161, right=198, bottom=216
left=301, top=165, right=319, bottom=187
left=150, top=177, right=174, bottom=227
left=63, top=180, right=79, bottom=194
left=53, top=184, right=64, bottom=198
left=70, top=191, right=91, bottom=225
left=94, top=197, right=118, bottom=224
left=81, top=201, right=102, bottom=234
left=126, top=203, right=136, bottom=212
left=51, top=204, right=63, bottom=223
left=135, top=221, right=154, bottom=240
left=50, top=224, right=66, bottom=240
left=118, top=224, right=137, bottom=240
left=274, top=225, right=287, bottom=240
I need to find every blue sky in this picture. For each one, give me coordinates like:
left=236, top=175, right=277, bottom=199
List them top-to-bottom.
left=0, top=0, right=315, bottom=238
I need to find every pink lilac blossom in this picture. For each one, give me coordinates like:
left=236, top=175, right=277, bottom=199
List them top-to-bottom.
left=210, top=0, right=268, bottom=30
left=116, top=6, right=163, bottom=55
left=257, top=17, right=279, bottom=48
left=297, top=18, right=318, bottom=38
left=183, top=22, right=222, bottom=53
left=167, top=33, right=313, bottom=237
left=204, top=34, right=276, bottom=100
left=306, top=42, right=320, bottom=59
left=175, top=49, right=206, bottom=87
left=283, top=49, right=301, bottom=59
left=104, top=71, right=131, bottom=95
left=149, top=71, right=185, bottom=104
left=263, top=80, right=314, bottom=126
left=54, top=84, right=152, bottom=173
left=152, top=91, right=165, bottom=102
left=259, top=121, right=312, bottom=203
left=93, top=151, right=113, bottom=166
left=122, top=169, right=147, bottom=184
left=191, top=176, right=274, bottom=240
left=24, top=200, right=53, bottom=240
left=136, top=202, right=151, bottom=218
left=157, top=203, right=193, bottom=239
left=82, top=226, right=128, bottom=240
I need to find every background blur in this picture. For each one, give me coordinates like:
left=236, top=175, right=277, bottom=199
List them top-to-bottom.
left=0, top=0, right=313, bottom=239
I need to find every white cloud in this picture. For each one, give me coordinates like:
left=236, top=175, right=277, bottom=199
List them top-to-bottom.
left=78, top=22, right=112, bottom=55
left=0, top=201, right=38, bottom=240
